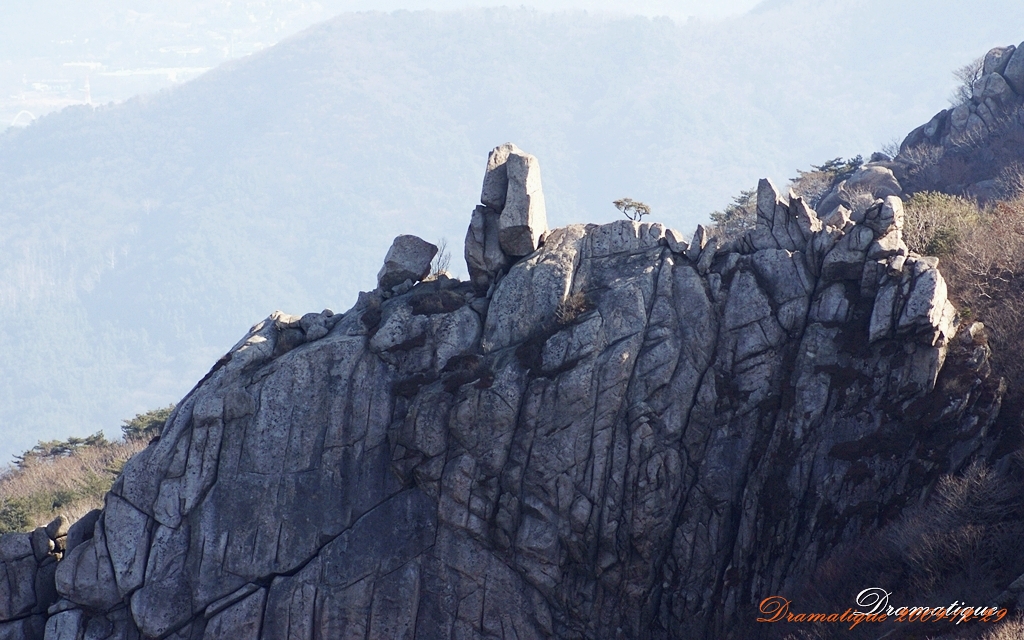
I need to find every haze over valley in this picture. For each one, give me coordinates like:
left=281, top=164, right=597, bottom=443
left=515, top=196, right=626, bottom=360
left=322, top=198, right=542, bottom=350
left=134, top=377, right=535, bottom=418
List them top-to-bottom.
left=1, top=0, right=1022, bottom=462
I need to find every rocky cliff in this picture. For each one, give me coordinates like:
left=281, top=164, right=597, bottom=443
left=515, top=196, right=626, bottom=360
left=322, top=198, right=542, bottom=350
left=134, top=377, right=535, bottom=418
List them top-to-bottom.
left=800, top=41, right=1024, bottom=224
left=894, top=41, right=1024, bottom=200
left=0, top=144, right=1009, bottom=640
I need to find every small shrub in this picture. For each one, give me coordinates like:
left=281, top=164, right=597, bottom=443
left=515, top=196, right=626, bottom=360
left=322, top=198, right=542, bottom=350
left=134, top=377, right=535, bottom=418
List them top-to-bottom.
left=949, top=54, right=985, bottom=106
left=879, top=137, right=902, bottom=159
left=898, top=142, right=944, bottom=186
left=996, top=162, right=1024, bottom=198
left=789, top=169, right=834, bottom=208
left=709, top=187, right=756, bottom=242
left=901, top=191, right=981, bottom=256
left=614, top=198, right=651, bottom=222
left=924, top=226, right=960, bottom=256
left=429, top=237, right=451, bottom=278
left=555, top=291, right=591, bottom=326
left=121, top=405, right=174, bottom=441
left=0, top=433, right=149, bottom=533
left=105, top=457, right=130, bottom=478
left=796, top=463, right=1024, bottom=640
left=891, top=463, right=1024, bottom=597
left=48, top=488, right=77, bottom=511
left=0, top=500, right=30, bottom=533
left=982, top=616, right=1024, bottom=640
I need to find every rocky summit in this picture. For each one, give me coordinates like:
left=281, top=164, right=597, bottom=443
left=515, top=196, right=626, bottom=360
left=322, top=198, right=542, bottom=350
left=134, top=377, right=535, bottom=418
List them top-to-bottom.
left=893, top=41, right=1024, bottom=201
left=0, top=144, right=1008, bottom=639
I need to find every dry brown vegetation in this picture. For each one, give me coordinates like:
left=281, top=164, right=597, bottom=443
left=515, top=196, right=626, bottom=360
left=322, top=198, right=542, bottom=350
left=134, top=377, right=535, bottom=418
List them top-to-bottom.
left=774, top=189, right=1024, bottom=640
left=903, top=190, right=1024, bottom=412
left=555, top=291, right=592, bottom=326
left=0, top=406, right=170, bottom=533
left=0, top=439, right=147, bottom=533
left=786, top=462, right=1024, bottom=640
left=980, top=615, right=1024, bottom=640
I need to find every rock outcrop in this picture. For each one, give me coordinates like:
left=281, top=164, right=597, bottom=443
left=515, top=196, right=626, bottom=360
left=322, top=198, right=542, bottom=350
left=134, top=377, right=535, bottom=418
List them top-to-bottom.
left=895, top=41, right=1024, bottom=201
left=480, top=142, right=549, bottom=259
left=466, top=143, right=549, bottom=292
left=0, top=147, right=1008, bottom=640
left=815, top=163, right=904, bottom=222
left=465, top=204, right=511, bottom=292
left=376, top=235, right=438, bottom=294
left=0, top=517, right=67, bottom=639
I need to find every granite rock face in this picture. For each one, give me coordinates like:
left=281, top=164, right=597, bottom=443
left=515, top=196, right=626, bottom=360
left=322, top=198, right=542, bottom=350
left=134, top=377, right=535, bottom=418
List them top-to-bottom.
left=896, top=41, right=1024, bottom=200
left=479, top=142, right=549, bottom=258
left=499, top=150, right=548, bottom=256
left=2, top=156, right=1008, bottom=640
left=814, top=163, right=906, bottom=223
left=464, top=204, right=511, bottom=292
left=377, top=234, right=438, bottom=293
left=0, top=518, right=67, bottom=639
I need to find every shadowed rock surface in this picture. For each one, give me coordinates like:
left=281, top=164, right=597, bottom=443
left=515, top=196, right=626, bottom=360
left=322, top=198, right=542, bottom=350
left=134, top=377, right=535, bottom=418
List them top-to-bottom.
left=894, top=41, right=1024, bottom=201
left=481, top=142, right=549, bottom=259
left=0, top=150, right=1010, bottom=640
left=377, top=235, right=439, bottom=294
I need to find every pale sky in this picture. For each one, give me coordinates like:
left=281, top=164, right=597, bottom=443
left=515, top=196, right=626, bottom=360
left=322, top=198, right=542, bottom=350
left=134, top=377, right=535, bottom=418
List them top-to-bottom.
left=318, top=0, right=762, bottom=20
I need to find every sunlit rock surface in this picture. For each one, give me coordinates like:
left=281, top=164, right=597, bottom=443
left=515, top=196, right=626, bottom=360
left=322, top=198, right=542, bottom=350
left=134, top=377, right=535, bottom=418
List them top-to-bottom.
left=1, top=149, right=1006, bottom=640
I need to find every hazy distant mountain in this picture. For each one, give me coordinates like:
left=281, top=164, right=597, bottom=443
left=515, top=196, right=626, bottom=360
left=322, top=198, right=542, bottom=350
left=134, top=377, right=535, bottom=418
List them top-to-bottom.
left=0, top=1, right=758, bottom=129
left=0, top=1, right=357, bottom=128
left=1, top=2, right=1023, bottom=461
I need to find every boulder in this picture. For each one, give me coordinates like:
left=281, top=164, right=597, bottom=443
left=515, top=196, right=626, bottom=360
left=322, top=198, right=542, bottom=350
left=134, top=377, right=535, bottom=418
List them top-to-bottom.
left=1003, top=42, right=1024, bottom=95
left=983, top=45, right=1016, bottom=76
left=975, top=72, right=1014, bottom=104
left=950, top=103, right=971, bottom=131
left=965, top=112, right=986, bottom=135
left=480, top=142, right=521, bottom=211
left=499, top=150, right=549, bottom=257
left=845, top=164, right=902, bottom=200
left=863, top=195, right=904, bottom=235
left=464, top=204, right=510, bottom=291
left=685, top=224, right=708, bottom=262
left=663, top=227, right=688, bottom=253
left=376, top=235, right=438, bottom=292
left=63, top=510, right=100, bottom=556
left=44, top=516, right=69, bottom=541
left=54, top=519, right=121, bottom=612
left=29, top=528, right=52, bottom=563
left=0, top=530, right=60, bottom=631
left=0, top=533, right=36, bottom=621
left=0, top=533, right=32, bottom=561
left=43, top=610, right=82, bottom=640
left=0, top=616, right=45, bottom=640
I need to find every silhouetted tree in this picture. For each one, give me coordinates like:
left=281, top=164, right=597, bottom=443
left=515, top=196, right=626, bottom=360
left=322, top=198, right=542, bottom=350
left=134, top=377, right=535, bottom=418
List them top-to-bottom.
left=614, top=198, right=651, bottom=221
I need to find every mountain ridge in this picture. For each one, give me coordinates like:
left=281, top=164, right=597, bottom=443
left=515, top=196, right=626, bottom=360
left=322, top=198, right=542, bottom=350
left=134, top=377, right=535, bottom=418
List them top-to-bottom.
left=2, top=2, right=1024, bottom=467
left=0, top=139, right=1015, bottom=638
